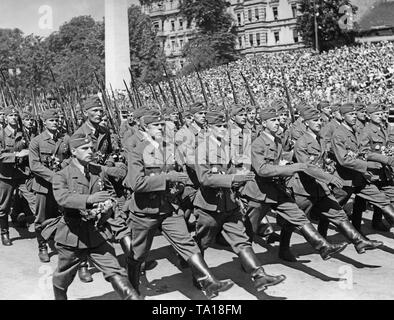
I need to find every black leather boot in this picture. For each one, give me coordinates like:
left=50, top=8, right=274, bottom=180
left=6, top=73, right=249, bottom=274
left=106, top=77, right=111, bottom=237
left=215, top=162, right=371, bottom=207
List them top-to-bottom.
left=351, top=196, right=366, bottom=233
left=379, top=204, right=394, bottom=226
left=372, top=207, right=390, bottom=232
left=0, top=217, right=12, bottom=246
left=317, top=218, right=329, bottom=238
left=336, top=220, right=383, bottom=254
left=300, top=223, right=348, bottom=261
left=278, top=227, right=297, bottom=262
left=36, top=228, right=50, bottom=263
left=120, top=236, right=142, bottom=293
left=238, top=247, right=286, bottom=292
left=188, top=253, right=234, bottom=299
left=78, top=261, right=93, bottom=283
left=108, top=274, right=143, bottom=300
left=53, top=285, right=67, bottom=300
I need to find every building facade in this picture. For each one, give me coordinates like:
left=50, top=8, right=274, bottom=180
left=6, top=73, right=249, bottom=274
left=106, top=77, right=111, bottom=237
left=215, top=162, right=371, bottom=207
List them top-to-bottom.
left=141, top=0, right=304, bottom=69
left=141, top=0, right=197, bottom=70
left=230, top=0, right=304, bottom=55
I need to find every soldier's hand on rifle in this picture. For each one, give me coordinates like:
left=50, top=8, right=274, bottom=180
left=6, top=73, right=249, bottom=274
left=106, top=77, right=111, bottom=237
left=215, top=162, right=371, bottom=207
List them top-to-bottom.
left=16, top=149, right=29, bottom=158
left=367, top=161, right=382, bottom=170
left=165, top=172, right=189, bottom=184
left=329, top=176, right=344, bottom=189
left=87, top=191, right=113, bottom=205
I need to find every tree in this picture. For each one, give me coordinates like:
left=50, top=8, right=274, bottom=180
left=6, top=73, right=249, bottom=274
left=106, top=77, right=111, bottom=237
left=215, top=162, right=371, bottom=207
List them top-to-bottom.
left=179, top=0, right=239, bottom=71
left=297, top=0, right=358, bottom=52
left=128, top=5, right=166, bottom=84
left=45, top=16, right=105, bottom=91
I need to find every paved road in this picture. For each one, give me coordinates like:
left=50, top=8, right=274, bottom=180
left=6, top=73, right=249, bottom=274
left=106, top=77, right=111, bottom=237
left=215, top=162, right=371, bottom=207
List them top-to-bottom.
left=1, top=211, right=393, bottom=300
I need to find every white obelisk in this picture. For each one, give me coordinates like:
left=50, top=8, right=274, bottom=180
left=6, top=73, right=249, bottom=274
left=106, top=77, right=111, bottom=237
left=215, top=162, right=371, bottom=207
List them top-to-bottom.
left=105, top=0, right=131, bottom=91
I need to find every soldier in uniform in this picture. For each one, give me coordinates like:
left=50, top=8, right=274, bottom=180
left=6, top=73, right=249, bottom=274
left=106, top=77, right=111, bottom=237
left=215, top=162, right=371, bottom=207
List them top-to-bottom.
left=74, top=96, right=113, bottom=166
left=73, top=97, right=115, bottom=280
left=316, top=101, right=332, bottom=126
left=320, top=103, right=343, bottom=152
left=329, top=103, right=394, bottom=233
left=355, top=103, right=368, bottom=137
left=358, top=103, right=394, bottom=231
left=229, top=104, right=278, bottom=242
left=245, top=105, right=259, bottom=141
left=0, top=107, right=30, bottom=246
left=242, top=107, right=348, bottom=261
left=281, top=107, right=382, bottom=261
left=0, top=108, right=6, bottom=129
left=29, top=109, right=71, bottom=262
left=119, top=109, right=138, bottom=143
left=10, top=111, right=37, bottom=228
left=125, top=111, right=234, bottom=299
left=193, top=111, right=286, bottom=293
left=45, top=133, right=142, bottom=300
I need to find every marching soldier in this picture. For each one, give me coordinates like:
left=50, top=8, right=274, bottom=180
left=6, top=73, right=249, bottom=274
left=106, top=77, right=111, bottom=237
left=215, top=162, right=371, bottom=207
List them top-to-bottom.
left=74, top=96, right=113, bottom=166
left=74, top=96, right=114, bottom=280
left=316, top=101, right=332, bottom=126
left=320, top=103, right=342, bottom=152
left=329, top=103, right=394, bottom=233
left=355, top=103, right=368, bottom=137
left=358, top=103, right=394, bottom=232
left=229, top=104, right=278, bottom=242
left=245, top=105, right=259, bottom=141
left=282, top=106, right=382, bottom=262
left=0, top=107, right=30, bottom=246
left=242, top=107, right=348, bottom=261
left=0, top=108, right=6, bottom=129
left=29, top=109, right=71, bottom=262
left=125, top=110, right=234, bottom=299
left=193, top=110, right=286, bottom=292
left=45, top=133, right=142, bottom=300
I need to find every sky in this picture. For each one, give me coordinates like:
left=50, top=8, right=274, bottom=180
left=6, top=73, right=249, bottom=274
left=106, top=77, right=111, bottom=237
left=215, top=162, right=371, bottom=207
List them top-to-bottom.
left=0, top=0, right=140, bottom=37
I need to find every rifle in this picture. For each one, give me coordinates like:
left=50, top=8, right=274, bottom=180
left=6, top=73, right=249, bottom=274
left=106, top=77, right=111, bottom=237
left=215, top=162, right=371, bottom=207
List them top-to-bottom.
left=162, top=64, right=180, bottom=111
left=193, top=64, right=209, bottom=107
left=48, top=68, right=72, bottom=134
left=128, top=68, right=143, bottom=108
left=280, top=68, right=295, bottom=123
left=226, top=69, right=238, bottom=104
left=93, top=72, right=119, bottom=136
left=241, top=72, right=257, bottom=107
left=216, top=79, right=227, bottom=109
left=123, top=80, right=136, bottom=109
left=157, top=82, right=169, bottom=108
left=184, top=82, right=195, bottom=103
left=110, top=84, right=122, bottom=127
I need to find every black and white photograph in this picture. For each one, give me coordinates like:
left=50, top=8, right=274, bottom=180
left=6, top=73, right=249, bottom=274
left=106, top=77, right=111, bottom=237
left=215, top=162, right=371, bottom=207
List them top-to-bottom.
left=0, top=0, right=393, bottom=302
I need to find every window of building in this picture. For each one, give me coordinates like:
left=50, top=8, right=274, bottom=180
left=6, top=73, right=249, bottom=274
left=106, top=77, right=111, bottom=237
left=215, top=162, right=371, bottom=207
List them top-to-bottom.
left=291, top=4, right=298, bottom=18
left=273, top=6, right=278, bottom=20
left=255, top=8, right=259, bottom=21
left=262, top=8, right=266, bottom=21
left=248, top=9, right=252, bottom=22
left=237, top=13, right=242, bottom=25
left=179, top=18, right=183, bottom=30
left=171, top=20, right=175, bottom=31
left=187, top=20, right=191, bottom=29
left=153, top=22, right=160, bottom=31
left=293, top=29, right=299, bottom=43
left=274, top=31, right=280, bottom=44
left=261, top=32, right=267, bottom=44
left=256, top=33, right=261, bottom=46
left=249, top=34, right=254, bottom=47
left=238, top=36, right=242, bottom=48
left=180, top=39, right=184, bottom=48
left=171, top=40, right=175, bottom=51
left=180, top=60, right=184, bottom=68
